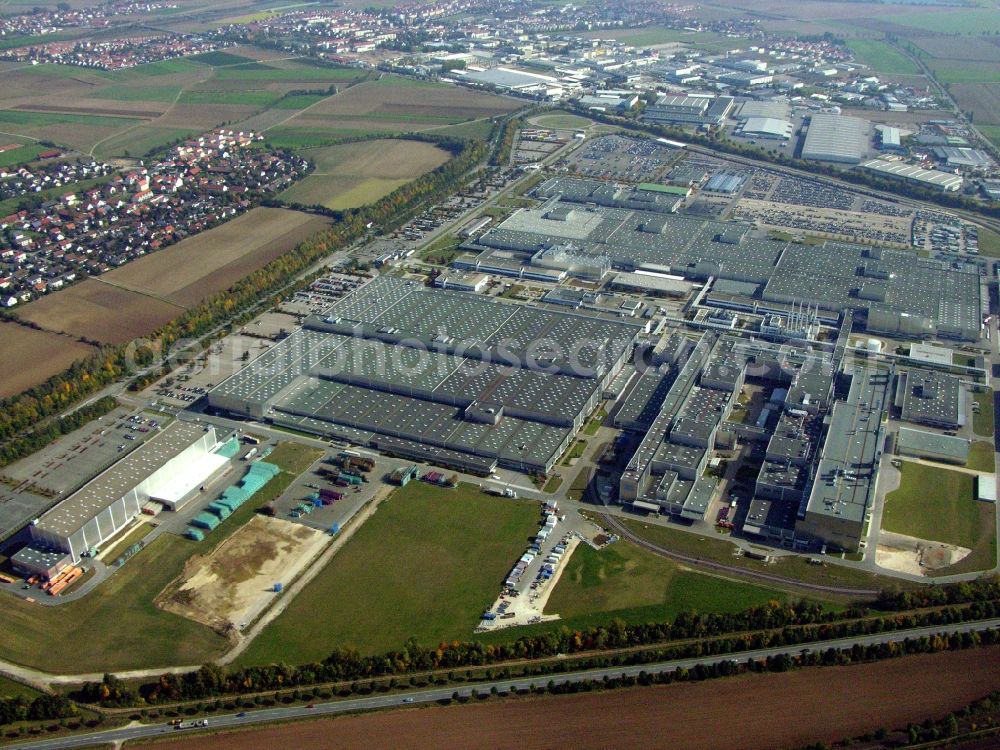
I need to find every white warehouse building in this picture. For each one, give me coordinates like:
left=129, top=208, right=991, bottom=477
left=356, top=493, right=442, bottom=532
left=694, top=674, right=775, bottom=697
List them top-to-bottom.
left=29, top=422, right=228, bottom=561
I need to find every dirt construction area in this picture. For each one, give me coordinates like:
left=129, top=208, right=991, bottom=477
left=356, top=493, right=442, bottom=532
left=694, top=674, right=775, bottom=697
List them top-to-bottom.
left=157, top=516, right=329, bottom=632
left=160, top=647, right=1000, bottom=750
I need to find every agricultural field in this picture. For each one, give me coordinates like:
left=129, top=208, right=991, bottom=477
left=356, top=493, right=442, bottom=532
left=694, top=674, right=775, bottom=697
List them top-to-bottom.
left=912, top=35, right=1000, bottom=63
left=847, top=39, right=919, bottom=75
left=0, top=51, right=374, bottom=158
left=269, top=77, right=519, bottom=141
left=278, top=139, right=450, bottom=210
left=16, top=207, right=329, bottom=346
left=106, top=207, right=330, bottom=307
left=0, top=323, right=97, bottom=398
left=0, top=441, right=310, bottom=673
left=882, top=462, right=981, bottom=548
left=238, top=482, right=540, bottom=666
left=543, top=541, right=789, bottom=630
left=169, top=648, right=1000, bottom=750
left=0, top=676, right=40, bottom=700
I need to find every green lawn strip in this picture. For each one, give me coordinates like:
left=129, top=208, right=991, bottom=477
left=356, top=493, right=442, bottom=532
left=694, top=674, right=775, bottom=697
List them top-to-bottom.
left=973, top=389, right=995, bottom=437
left=582, top=406, right=608, bottom=436
left=560, top=439, right=587, bottom=465
left=967, top=441, right=996, bottom=473
left=0, top=442, right=319, bottom=673
left=882, top=462, right=980, bottom=548
left=542, top=475, right=563, bottom=494
left=237, top=482, right=540, bottom=665
left=928, top=503, right=997, bottom=577
left=617, top=518, right=901, bottom=592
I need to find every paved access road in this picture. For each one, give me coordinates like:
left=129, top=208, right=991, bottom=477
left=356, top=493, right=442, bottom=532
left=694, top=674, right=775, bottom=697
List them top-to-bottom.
left=8, top=619, right=999, bottom=750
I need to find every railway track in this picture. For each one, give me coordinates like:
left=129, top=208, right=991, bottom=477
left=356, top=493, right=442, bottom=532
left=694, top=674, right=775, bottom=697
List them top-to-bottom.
left=599, top=512, right=882, bottom=599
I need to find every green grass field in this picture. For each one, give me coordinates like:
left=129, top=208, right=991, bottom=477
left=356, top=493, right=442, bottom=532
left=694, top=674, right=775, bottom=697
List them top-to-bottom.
left=848, top=40, right=919, bottom=75
left=188, top=51, right=256, bottom=67
left=928, top=61, right=1000, bottom=85
left=214, top=67, right=365, bottom=82
left=87, top=85, right=183, bottom=103
left=178, top=90, right=284, bottom=107
left=0, top=110, right=141, bottom=129
left=530, top=113, right=593, bottom=130
left=429, top=119, right=495, bottom=140
left=92, top=126, right=197, bottom=159
left=980, top=126, right=1000, bottom=150
left=0, top=142, right=45, bottom=167
left=973, top=389, right=995, bottom=437
left=968, top=441, right=995, bottom=473
left=0, top=442, right=318, bottom=673
left=882, top=462, right=980, bottom=547
left=238, top=482, right=540, bottom=665
left=619, top=519, right=901, bottom=592
left=544, top=541, right=788, bottom=627
left=0, top=676, right=40, bottom=700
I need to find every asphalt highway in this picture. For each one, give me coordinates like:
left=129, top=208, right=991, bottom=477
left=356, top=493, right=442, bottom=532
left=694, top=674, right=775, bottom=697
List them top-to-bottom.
left=8, top=618, right=1000, bottom=750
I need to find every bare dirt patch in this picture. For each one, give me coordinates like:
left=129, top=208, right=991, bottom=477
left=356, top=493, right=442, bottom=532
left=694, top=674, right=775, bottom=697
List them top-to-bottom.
left=104, top=207, right=331, bottom=307
left=17, top=279, right=183, bottom=344
left=0, top=322, right=97, bottom=397
left=157, top=515, right=329, bottom=632
left=167, top=647, right=1000, bottom=750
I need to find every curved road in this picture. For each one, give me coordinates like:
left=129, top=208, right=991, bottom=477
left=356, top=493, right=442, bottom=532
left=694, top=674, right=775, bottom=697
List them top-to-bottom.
left=600, top=513, right=882, bottom=598
left=6, top=619, right=999, bottom=750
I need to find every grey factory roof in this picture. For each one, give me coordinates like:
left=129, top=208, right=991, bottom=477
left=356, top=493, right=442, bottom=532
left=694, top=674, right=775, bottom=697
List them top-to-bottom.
left=460, top=67, right=556, bottom=89
left=736, top=99, right=790, bottom=120
left=802, top=113, right=869, bottom=164
left=741, top=116, right=793, bottom=138
left=859, top=159, right=964, bottom=191
left=468, top=198, right=984, bottom=342
left=210, top=277, right=640, bottom=472
left=804, top=367, right=890, bottom=525
left=616, top=368, right=676, bottom=431
left=899, top=369, right=964, bottom=428
left=34, top=421, right=210, bottom=538
left=896, top=426, right=969, bottom=463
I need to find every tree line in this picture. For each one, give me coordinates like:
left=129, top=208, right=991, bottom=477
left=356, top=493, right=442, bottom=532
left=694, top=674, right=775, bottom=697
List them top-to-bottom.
left=76, top=576, right=1000, bottom=707
left=0, top=693, right=75, bottom=728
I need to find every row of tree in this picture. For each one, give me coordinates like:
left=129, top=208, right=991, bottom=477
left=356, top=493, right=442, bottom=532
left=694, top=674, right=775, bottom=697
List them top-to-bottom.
left=77, top=577, right=1000, bottom=707
left=0, top=694, right=75, bottom=728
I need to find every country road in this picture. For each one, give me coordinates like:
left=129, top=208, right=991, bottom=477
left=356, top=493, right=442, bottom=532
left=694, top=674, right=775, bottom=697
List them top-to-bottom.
left=6, top=619, right=999, bottom=750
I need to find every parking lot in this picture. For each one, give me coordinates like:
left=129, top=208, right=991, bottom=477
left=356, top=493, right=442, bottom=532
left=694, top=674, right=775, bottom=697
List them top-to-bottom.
left=562, top=134, right=680, bottom=181
left=477, top=503, right=603, bottom=631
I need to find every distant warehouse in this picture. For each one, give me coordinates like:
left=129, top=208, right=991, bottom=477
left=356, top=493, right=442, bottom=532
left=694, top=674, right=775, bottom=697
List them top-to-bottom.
left=801, top=113, right=870, bottom=164
left=859, top=158, right=964, bottom=192
left=29, top=422, right=228, bottom=562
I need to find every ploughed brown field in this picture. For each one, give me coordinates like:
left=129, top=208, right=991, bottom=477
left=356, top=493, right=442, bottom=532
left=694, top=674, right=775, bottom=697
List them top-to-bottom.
left=15, top=208, right=329, bottom=347
left=0, top=323, right=97, bottom=398
left=153, top=648, right=1000, bottom=750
